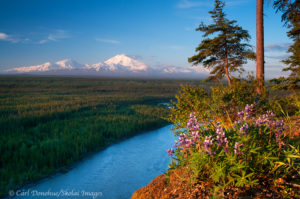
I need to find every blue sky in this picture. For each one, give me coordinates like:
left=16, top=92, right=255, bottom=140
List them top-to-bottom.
left=0, top=0, right=291, bottom=78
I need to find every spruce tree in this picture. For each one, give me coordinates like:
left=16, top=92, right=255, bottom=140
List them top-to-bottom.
left=188, top=0, right=255, bottom=87
left=256, top=0, right=264, bottom=94
left=271, top=0, right=300, bottom=90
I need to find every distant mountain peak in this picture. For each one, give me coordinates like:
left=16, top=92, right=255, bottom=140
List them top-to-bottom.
left=3, top=54, right=210, bottom=78
left=104, top=54, right=149, bottom=72
left=55, top=59, right=83, bottom=69
left=55, top=59, right=73, bottom=69
left=5, top=62, right=51, bottom=72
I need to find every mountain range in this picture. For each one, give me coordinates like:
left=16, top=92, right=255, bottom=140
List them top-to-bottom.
left=4, top=54, right=210, bottom=78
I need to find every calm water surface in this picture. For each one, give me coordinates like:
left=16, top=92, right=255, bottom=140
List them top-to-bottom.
left=13, top=125, right=174, bottom=199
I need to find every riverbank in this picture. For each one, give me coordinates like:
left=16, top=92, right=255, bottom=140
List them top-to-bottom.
left=5, top=120, right=170, bottom=195
left=11, top=125, right=175, bottom=199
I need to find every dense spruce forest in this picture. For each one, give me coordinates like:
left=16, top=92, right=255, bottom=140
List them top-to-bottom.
left=0, top=76, right=211, bottom=197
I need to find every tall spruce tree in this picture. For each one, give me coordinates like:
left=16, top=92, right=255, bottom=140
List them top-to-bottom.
left=188, top=0, right=255, bottom=87
left=256, top=0, right=264, bottom=94
left=271, top=0, right=300, bottom=90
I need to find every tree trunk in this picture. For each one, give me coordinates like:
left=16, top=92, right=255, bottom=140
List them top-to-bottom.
left=256, top=0, right=264, bottom=94
left=225, top=57, right=231, bottom=87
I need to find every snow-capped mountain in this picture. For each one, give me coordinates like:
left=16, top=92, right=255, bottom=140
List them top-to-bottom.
left=4, top=54, right=210, bottom=78
left=84, top=54, right=149, bottom=72
left=104, top=54, right=149, bottom=72
left=5, top=59, right=84, bottom=73
left=55, top=59, right=84, bottom=70
left=5, top=62, right=52, bottom=73
left=85, top=62, right=104, bottom=72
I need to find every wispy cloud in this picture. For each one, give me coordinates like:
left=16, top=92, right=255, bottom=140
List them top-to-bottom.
left=38, top=29, right=70, bottom=44
left=0, top=30, right=70, bottom=44
left=48, top=30, right=69, bottom=41
left=0, top=32, right=19, bottom=43
left=0, top=32, right=9, bottom=40
left=96, top=38, right=120, bottom=44
left=38, top=39, right=48, bottom=44
left=265, top=43, right=291, bottom=52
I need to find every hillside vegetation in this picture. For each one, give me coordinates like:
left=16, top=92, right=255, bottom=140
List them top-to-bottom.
left=0, top=76, right=209, bottom=197
left=133, top=79, right=300, bottom=198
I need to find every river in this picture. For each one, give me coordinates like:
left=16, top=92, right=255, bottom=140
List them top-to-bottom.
left=12, top=125, right=174, bottom=199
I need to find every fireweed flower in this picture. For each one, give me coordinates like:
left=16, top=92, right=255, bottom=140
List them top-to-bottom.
left=236, top=104, right=255, bottom=124
left=244, top=104, right=254, bottom=113
left=168, top=108, right=287, bottom=168
left=255, top=111, right=276, bottom=127
left=187, top=112, right=200, bottom=132
left=274, top=120, right=285, bottom=145
left=275, top=120, right=284, bottom=129
left=239, top=123, right=249, bottom=135
left=215, top=124, right=229, bottom=153
left=216, top=125, right=226, bottom=145
left=191, top=131, right=200, bottom=141
left=178, top=133, right=188, bottom=147
left=203, top=136, right=214, bottom=155
left=223, top=138, right=228, bottom=153
left=185, top=139, right=193, bottom=148
left=174, top=140, right=178, bottom=148
left=234, top=142, right=243, bottom=155
left=167, top=148, right=175, bottom=165
left=167, top=149, right=174, bottom=155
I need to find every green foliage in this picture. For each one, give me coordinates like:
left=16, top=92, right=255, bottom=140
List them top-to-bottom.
left=188, top=0, right=255, bottom=85
left=271, top=0, right=300, bottom=90
left=0, top=76, right=206, bottom=197
left=269, top=76, right=300, bottom=90
left=169, top=77, right=269, bottom=129
left=210, top=78, right=268, bottom=115
left=168, top=82, right=299, bottom=196
left=169, top=85, right=210, bottom=132
left=269, top=93, right=300, bottom=117
left=169, top=105, right=299, bottom=195
left=189, top=151, right=209, bottom=179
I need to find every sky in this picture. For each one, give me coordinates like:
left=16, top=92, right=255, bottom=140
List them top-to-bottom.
left=0, top=0, right=292, bottom=78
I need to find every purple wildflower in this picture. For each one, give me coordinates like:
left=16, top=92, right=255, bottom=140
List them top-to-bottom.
left=237, top=104, right=255, bottom=123
left=254, top=111, right=274, bottom=127
left=187, top=112, right=200, bottom=132
left=274, top=120, right=285, bottom=145
left=275, top=120, right=284, bottom=128
left=239, top=123, right=249, bottom=135
left=216, top=124, right=226, bottom=146
left=191, top=131, right=200, bottom=142
left=203, top=136, right=214, bottom=155
left=223, top=138, right=228, bottom=153
left=185, top=139, right=193, bottom=148
left=174, top=140, right=178, bottom=148
left=234, top=142, right=243, bottom=155
left=167, top=148, right=174, bottom=156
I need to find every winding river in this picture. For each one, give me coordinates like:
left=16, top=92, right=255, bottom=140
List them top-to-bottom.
left=13, top=125, right=174, bottom=199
